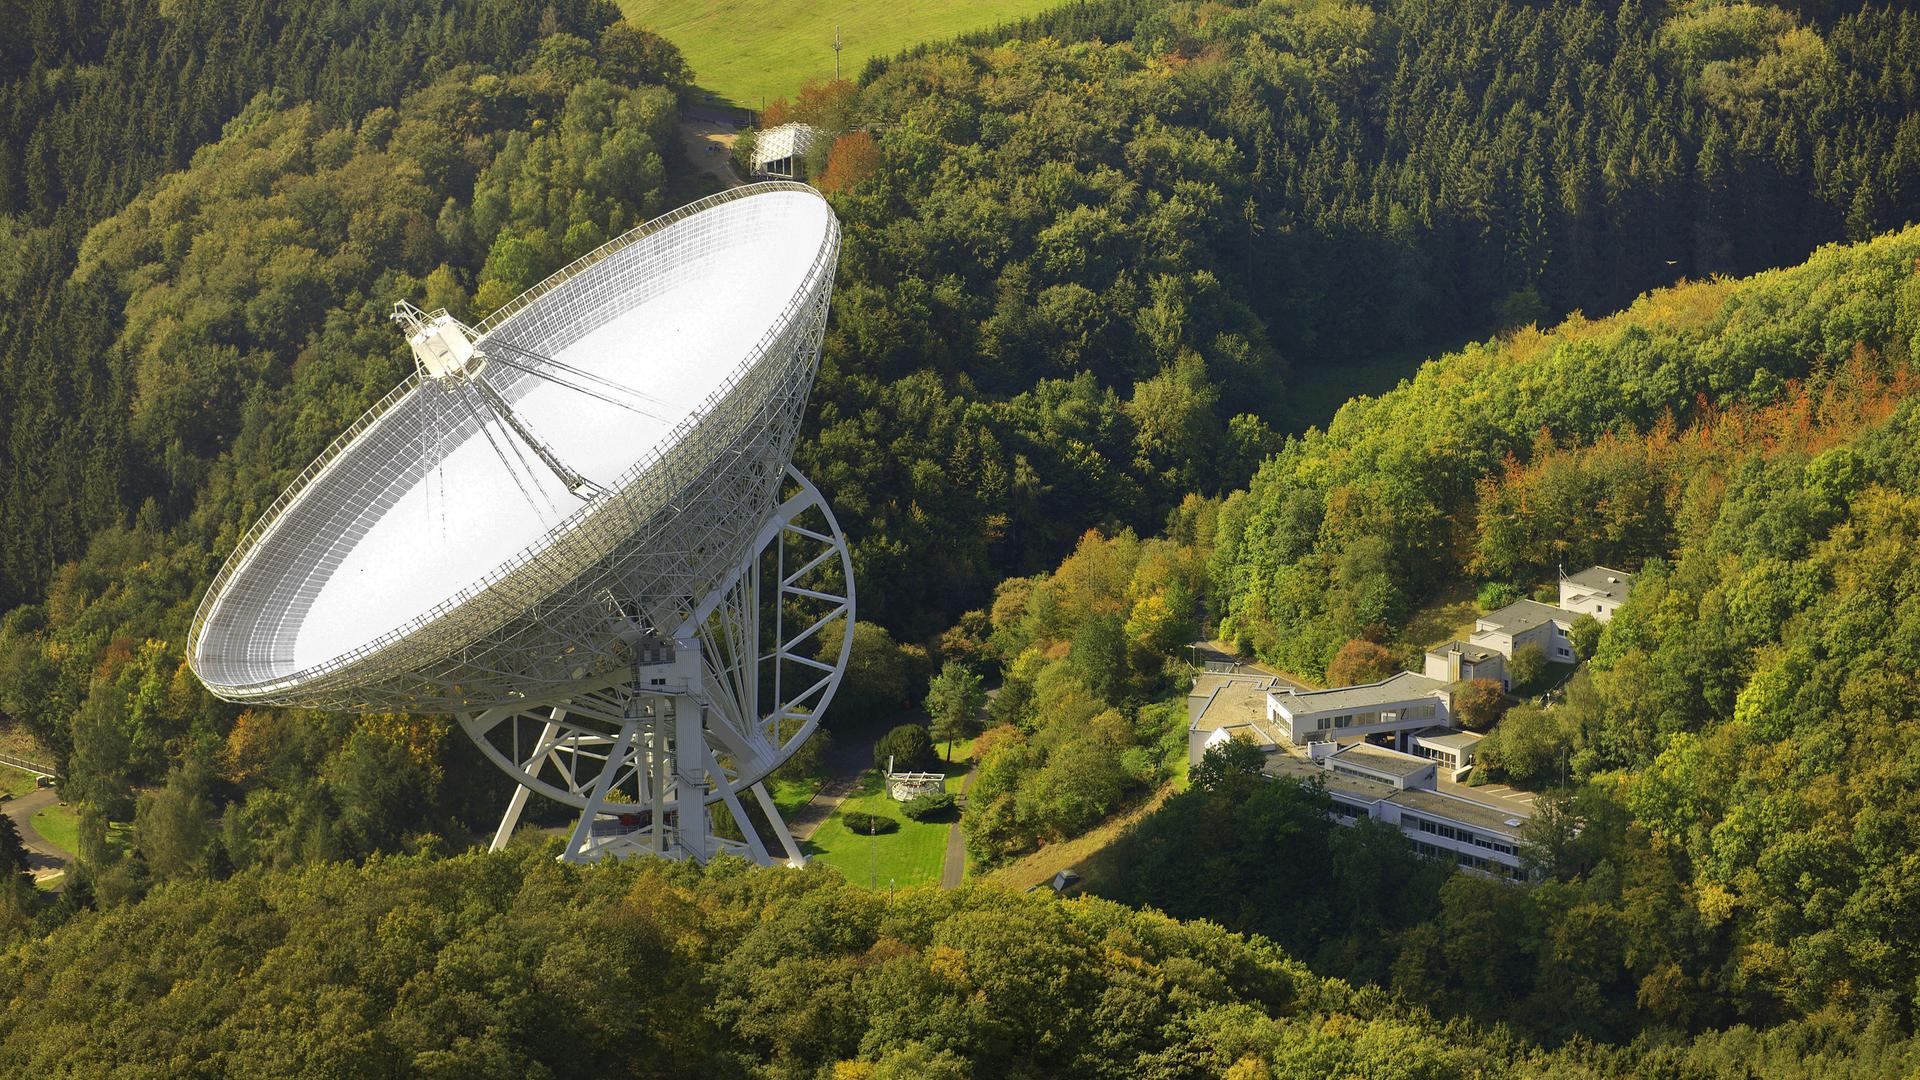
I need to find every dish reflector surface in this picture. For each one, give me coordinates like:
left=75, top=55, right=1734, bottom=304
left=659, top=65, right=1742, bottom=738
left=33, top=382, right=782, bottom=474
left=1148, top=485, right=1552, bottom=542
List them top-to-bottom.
left=188, top=186, right=837, bottom=707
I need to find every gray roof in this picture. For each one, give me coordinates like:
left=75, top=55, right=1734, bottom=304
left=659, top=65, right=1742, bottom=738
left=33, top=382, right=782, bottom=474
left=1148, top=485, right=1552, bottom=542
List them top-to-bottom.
left=1562, top=565, right=1635, bottom=601
left=1476, top=599, right=1571, bottom=635
left=1425, top=640, right=1500, bottom=663
left=1188, top=671, right=1279, bottom=703
left=1271, top=671, right=1446, bottom=715
left=1191, top=680, right=1288, bottom=745
left=1413, top=728, right=1484, bottom=752
left=1331, top=742, right=1434, bottom=780
left=1263, top=751, right=1397, bottom=803
left=1389, top=787, right=1532, bottom=838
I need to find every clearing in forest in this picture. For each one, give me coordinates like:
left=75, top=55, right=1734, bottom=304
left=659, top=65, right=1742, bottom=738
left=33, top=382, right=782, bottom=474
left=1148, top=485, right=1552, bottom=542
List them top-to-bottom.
left=618, top=0, right=1062, bottom=107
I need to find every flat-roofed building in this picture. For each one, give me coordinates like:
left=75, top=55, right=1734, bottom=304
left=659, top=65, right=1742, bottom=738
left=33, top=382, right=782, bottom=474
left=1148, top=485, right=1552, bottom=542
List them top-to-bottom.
left=1559, top=565, right=1635, bottom=623
left=1470, top=599, right=1575, bottom=663
left=1423, top=640, right=1508, bottom=688
left=1266, top=671, right=1451, bottom=751
left=1187, top=673, right=1289, bottom=765
left=1410, top=726, right=1484, bottom=779
left=1325, top=741, right=1437, bottom=790
left=1264, top=746, right=1532, bottom=879
left=1387, top=785, right=1531, bottom=878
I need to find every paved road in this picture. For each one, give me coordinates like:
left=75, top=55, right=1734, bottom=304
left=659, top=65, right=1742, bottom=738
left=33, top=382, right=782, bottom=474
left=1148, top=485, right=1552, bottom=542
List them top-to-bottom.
left=786, top=727, right=877, bottom=843
left=939, top=765, right=976, bottom=889
left=787, top=770, right=861, bottom=843
left=3, top=787, right=71, bottom=883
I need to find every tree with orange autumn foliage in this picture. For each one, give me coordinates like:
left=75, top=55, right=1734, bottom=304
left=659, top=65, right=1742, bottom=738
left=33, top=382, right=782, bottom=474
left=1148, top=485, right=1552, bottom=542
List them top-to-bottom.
left=818, top=131, right=879, bottom=193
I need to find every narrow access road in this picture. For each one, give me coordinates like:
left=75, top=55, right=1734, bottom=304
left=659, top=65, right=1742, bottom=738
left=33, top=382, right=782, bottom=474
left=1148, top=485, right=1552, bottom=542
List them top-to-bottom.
left=786, top=727, right=878, bottom=844
left=939, top=766, right=976, bottom=889
left=787, top=770, right=861, bottom=843
left=3, top=787, right=71, bottom=885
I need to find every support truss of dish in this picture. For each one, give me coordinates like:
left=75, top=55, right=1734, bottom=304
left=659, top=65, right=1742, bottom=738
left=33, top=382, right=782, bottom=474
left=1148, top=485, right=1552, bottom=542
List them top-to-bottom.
left=466, top=467, right=853, bottom=865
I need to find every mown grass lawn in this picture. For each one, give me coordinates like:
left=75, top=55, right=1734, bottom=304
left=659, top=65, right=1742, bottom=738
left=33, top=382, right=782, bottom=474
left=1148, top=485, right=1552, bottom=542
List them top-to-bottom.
left=618, top=0, right=1065, bottom=108
left=805, top=739, right=972, bottom=889
left=768, top=774, right=824, bottom=820
left=30, top=803, right=79, bottom=855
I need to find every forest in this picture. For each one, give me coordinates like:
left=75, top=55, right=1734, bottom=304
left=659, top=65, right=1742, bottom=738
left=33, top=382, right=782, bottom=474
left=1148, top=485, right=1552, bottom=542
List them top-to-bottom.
left=5, top=0, right=1920, bottom=1074
left=951, top=223, right=1920, bottom=1051
left=8, top=844, right=1920, bottom=1078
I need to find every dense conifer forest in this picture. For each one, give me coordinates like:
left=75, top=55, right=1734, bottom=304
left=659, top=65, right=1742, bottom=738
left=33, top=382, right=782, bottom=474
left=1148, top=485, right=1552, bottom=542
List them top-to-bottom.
left=6, top=0, right=1920, bottom=1074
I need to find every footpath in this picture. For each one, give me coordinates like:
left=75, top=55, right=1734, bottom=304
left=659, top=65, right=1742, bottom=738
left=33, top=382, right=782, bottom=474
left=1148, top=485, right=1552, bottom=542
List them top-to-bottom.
left=939, top=766, right=976, bottom=889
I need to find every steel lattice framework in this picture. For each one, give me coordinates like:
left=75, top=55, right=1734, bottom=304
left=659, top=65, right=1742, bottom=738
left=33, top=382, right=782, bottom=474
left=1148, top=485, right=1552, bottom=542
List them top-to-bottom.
left=187, top=184, right=851, bottom=866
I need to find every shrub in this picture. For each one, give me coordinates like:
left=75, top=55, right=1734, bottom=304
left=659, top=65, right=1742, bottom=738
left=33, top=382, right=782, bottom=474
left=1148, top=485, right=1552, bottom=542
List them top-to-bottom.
left=1476, top=582, right=1521, bottom=611
left=1569, top=613, right=1603, bottom=660
left=1326, top=638, right=1398, bottom=686
left=1508, top=642, right=1549, bottom=693
left=1451, top=678, right=1511, bottom=731
left=1477, top=704, right=1570, bottom=785
left=874, top=724, right=934, bottom=771
left=900, top=792, right=957, bottom=821
left=839, top=811, right=898, bottom=834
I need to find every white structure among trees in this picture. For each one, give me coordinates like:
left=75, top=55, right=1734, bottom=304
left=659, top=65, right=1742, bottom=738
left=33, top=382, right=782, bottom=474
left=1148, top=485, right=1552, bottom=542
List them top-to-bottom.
left=752, top=123, right=822, bottom=178
left=188, top=185, right=854, bottom=868
left=1559, top=565, right=1636, bottom=622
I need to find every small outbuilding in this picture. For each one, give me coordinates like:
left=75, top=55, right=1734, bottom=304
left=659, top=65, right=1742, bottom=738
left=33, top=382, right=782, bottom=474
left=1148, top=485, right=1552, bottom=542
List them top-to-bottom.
left=752, top=123, right=821, bottom=178
left=883, top=755, right=944, bottom=801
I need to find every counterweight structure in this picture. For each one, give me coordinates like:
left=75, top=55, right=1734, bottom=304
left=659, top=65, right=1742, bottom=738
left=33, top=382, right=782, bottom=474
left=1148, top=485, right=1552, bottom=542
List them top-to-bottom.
left=188, top=184, right=850, bottom=865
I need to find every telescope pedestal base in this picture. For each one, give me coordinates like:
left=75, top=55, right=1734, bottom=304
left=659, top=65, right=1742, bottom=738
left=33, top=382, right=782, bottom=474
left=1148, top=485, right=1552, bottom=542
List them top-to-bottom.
left=462, top=466, right=851, bottom=871
left=488, top=776, right=804, bottom=869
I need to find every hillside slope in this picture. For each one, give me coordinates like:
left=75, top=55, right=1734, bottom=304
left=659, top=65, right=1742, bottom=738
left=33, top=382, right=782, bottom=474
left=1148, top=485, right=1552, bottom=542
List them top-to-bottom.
left=945, top=223, right=1920, bottom=1044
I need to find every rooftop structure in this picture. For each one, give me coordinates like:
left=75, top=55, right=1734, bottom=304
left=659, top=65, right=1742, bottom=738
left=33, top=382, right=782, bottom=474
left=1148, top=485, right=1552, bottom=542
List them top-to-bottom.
left=1471, top=599, right=1575, bottom=664
left=1475, top=599, right=1572, bottom=636
left=1423, top=640, right=1508, bottom=687
left=1188, top=671, right=1282, bottom=723
left=1189, top=676, right=1291, bottom=763
left=1410, top=726, right=1485, bottom=776
left=1326, top=741, right=1437, bottom=789
left=1264, top=744, right=1532, bottom=878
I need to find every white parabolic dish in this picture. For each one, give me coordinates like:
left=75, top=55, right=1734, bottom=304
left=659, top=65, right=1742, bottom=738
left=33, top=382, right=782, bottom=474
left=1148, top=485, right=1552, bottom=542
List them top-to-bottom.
left=188, top=184, right=841, bottom=713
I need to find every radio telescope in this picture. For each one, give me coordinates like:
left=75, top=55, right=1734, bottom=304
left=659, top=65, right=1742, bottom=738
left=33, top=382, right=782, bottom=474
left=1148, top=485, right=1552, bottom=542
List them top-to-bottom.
left=187, top=183, right=851, bottom=866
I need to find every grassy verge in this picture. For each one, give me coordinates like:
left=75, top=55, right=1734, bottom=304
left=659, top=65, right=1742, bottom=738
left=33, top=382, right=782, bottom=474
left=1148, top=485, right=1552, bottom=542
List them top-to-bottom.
left=619, top=0, right=1065, bottom=108
left=1403, top=581, right=1481, bottom=651
left=804, top=741, right=972, bottom=889
left=0, top=765, right=43, bottom=801
left=768, top=775, right=825, bottom=820
left=983, top=782, right=1176, bottom=893
left=30, top=803, right=79, bottom=855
